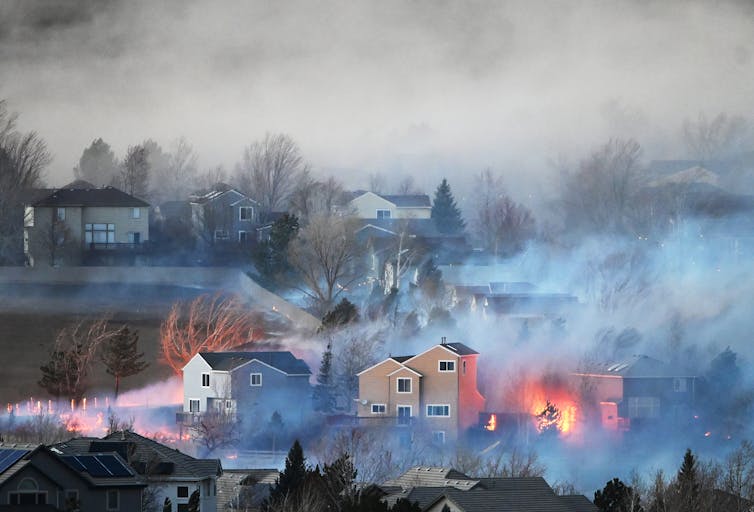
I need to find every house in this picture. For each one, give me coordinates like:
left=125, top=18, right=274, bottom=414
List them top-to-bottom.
left=23, top=180, right=150, bottom=266
left=189, top=184, right=259, bottom=245
left=348, top=191, right=431, bottom=220
left=356, top=340, right=485, bottom=444
left=179, top=351, right=313, bottom=428
left=573, top=355, right=700, bottom=432
left=52, top=430, right=222, bottom=512
left=0, top=442, right=145, bottom=510
left=380, top=466, right=598, bottom=512
left=216, top=468, right=279, bottom=512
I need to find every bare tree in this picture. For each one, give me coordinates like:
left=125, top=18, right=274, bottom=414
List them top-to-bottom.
left=0, top=100, right=50, bottom=264
left=682, top=112, right=749, bottom=162
left=235, top=133, right=307, bottom=221
left=150, top=137, right=199, bottom=203
left=559, top=138, right=645, bottom=236
left=120, top=144, right=150, bottom=199
left=193, top=165, right=228, bottom=194
left=472, top=169, right=535, bottom=257
left=289, top=171, right=348, bottom=223
left=367, top=172, right=386, bottom=194
left=395, top=175, right=420, bottom=195
left=287, top=214, right=362, bottom=315
left=160, top=293, right=262, bottom=374
left=38, top=316, right=118, bottom=400
left=190, top=410, right=241, bottom=457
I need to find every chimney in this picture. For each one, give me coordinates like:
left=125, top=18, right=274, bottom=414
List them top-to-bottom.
left=441, top=336, right=446, bottom=345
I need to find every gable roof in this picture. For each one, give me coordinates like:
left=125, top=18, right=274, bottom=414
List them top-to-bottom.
left=32, top=186, right=149, bottom=207
left=190, top=186, right=258, bottom=206
left=378, top=194, right=431, bottom=208
left=354, top=218, right=443, bottom=238
left=199, top=351, right=311, bottom=375
left=584, top=355, right=697, bottom=378
left=383, top=467, right=478, bottom=490
left=560, top=494, right=600, bottom=512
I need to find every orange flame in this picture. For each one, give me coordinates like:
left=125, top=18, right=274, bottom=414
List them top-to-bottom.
left=484, top=414, right=497, bottom=431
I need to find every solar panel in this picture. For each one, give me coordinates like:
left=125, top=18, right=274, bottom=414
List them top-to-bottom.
left=0, top=449, right=29, bottom=473
left=97, top=454, right=132, bottom=477
left=61, top=455, right=86, bottom=472
left=78, top=455, right=112, bottom=477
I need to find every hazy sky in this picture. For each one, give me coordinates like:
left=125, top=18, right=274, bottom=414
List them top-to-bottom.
left=1, top=0, right=753, bottom=190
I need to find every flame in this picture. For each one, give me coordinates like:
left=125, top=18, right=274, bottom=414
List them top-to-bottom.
left=484, top=414, right=497, bottom=431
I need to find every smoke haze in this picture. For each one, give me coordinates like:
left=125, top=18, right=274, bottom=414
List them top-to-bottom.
left=2, top=0, right=753, bottom=194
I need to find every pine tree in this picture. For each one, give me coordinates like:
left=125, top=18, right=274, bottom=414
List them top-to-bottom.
left=431, top=178, right=465, bottom=234
left=321, top=298, right=359, bottom=330
left=100, top=327, right=149, bottom=398
left=314, top=341, right=336, bottom=413
left=536, top=400, right=561, bottom=437
left=263, top=440, right=308, bottom=511
left=675, top=449, right=701, bottom=512
left=594, top=478, right=643, bottom=512
left=187, top=490, right=200, bottom=512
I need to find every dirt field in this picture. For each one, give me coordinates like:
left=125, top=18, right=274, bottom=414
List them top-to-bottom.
left=0, top=283, right=209, bottom=404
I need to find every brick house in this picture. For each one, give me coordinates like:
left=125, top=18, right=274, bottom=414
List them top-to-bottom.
left=356, top=340, right=485, bottom=444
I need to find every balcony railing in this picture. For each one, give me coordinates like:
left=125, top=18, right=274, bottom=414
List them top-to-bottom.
left=86, top=242, right=151, bottom=252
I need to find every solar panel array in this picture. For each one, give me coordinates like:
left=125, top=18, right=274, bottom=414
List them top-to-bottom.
left=0, top=449, right=29, bottom=473
left=61, top=454, right=133, bottom=478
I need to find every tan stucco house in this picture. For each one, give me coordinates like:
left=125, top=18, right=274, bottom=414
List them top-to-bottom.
left=23, top=181, right=150, bottom=266
left=348, top=191, right=431, bottom=220
left=356, top=340, right=485, bottom=444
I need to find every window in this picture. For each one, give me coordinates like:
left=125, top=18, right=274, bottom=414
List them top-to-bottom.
left=24, top=206, right=34, bottom=227
left=239, top=206, right=254, bottom=221
left=56, top=207, right=66, bottom=221
left=131, top=207, right=141, bottom=219
left=376, top=209, right=391, bottom=219
left=85, top=223, right=115, bottom=244
left=214, top=229, right=229, bottom=240
left=238, top=231, right=249, bottom=242
left=127, top=232, right=141, bottom=244
left=462, top=360, right=467, bottom=375
left=439, top=361, right=455, bottom=372
left=201, top=373, right=210, bottom=387
left=250, top=373, right=262, bottom=386
left=397, top=378, right=412, bottom=393
left=673, top=378, right=687, bottom=392
left=628, top=397, right=660, bottom=418
left=189, top=399, right=200, bottom=413
left=226, top=400, right=233, bottom=410
left=371, top=404, right=386, bottom=414
left=397, top=405, right=412, bottom=425
left=426, top=405, right=450, bottom=417
left=432, top=431, right=446, bottom=444
left=177, top=486, right=189, bottom=498
left=106, top=489, right=119, bottom=511
left=64, top=490, right=79, bottom=509
left=177, top=505, right=189, bottom=512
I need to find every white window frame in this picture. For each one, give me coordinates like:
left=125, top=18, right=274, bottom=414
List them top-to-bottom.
left=239, top=206, right=254, bottom=221
left=56, top=207, right=66, bottom=221
left=130, top=207, right=141, bottom=219
left=376, top=209, right=392, bottom=219
left=85, top=223, right=115, bottom=244
left=238, top=230, right=250, bottom=242
left=438, top=360, right=456, bottom=372
left=201, top=373, right=210, bottom=387
left=250, top=373, right=262, bottom=387
left=396, top=377, right=412, bottom=393
left=189, top=399, right=200, bottom=413
left=226, top=400, right=233, bottom=410
left=371, top=403, right=386, bottom=414
left=426, top=404, right=451, bottom=417
left=397, top=405, right=412, bottom=425
left=432, top=431, right=446, bottom=444
left=106, top=489, right=119, bottom=511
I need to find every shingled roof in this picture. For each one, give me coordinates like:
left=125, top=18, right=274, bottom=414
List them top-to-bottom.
left=33, top=186, right=149, bottom=207
left=378, top=194, right=431, bottom=208
left=199, top=351, right=312, bottom=375
left=589, top=355, right=697, bottom=378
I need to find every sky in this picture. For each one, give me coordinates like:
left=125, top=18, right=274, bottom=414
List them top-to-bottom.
left=1, top=0, right=753, bottom=193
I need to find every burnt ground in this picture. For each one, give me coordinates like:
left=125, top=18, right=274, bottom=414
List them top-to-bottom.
left=0, top=283, right=216, bottom=404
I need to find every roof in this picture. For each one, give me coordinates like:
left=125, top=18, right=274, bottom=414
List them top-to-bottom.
left=32, top=186, right=149, bottom=207
left=190, top=186, right=257, bottom=205
left=378, top=194, right=431, bottom=208
left=355, top=218, right=444, bottom=238
left=441, top=342, right=479, bottom=356
left=199, top=351, right=311, bottom=375
left=391, top=355, right=413, bottom=363
left=584, top=355, right=698, bottom=378
left=53, top=431, right=221, bottom=480
left=383, top=467, right=478, bottom=490
left=216, top=469, right=279, bottom=511
left=560, top=494, right=600, bottom=512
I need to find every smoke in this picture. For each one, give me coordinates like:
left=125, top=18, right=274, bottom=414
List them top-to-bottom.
left=1, top=0, right=753, bottom=190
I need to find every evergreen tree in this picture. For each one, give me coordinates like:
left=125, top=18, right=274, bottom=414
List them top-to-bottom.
left=430, top=178, right=465, bottom=234
left=254, top=213, right=299, bottom=279
left=321, top=298, right=359, bottom=330
left=100, top=327, right=149, bottom=398
left=314, top=341, right=336, bottom=413
left=536, top=400, right=561, bottom=437
left=263, top=440, right=308, bottom=511
left=675, top=449, right=701, bottom=512
left=594, top=478, right=643, bottom=512
left=187, top=490, right=200, bottom=512
left=162, top=497, right=172, bottom=512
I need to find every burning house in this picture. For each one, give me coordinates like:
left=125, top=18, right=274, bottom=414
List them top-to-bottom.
left=355, top=340, right=485, bottom=444
left=179, top=351, right=313, bottom=428
left=573, top=354, right=700, bottom=432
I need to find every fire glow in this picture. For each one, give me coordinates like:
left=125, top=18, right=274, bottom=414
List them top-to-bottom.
left=485, top=413, right=497, bottom=431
